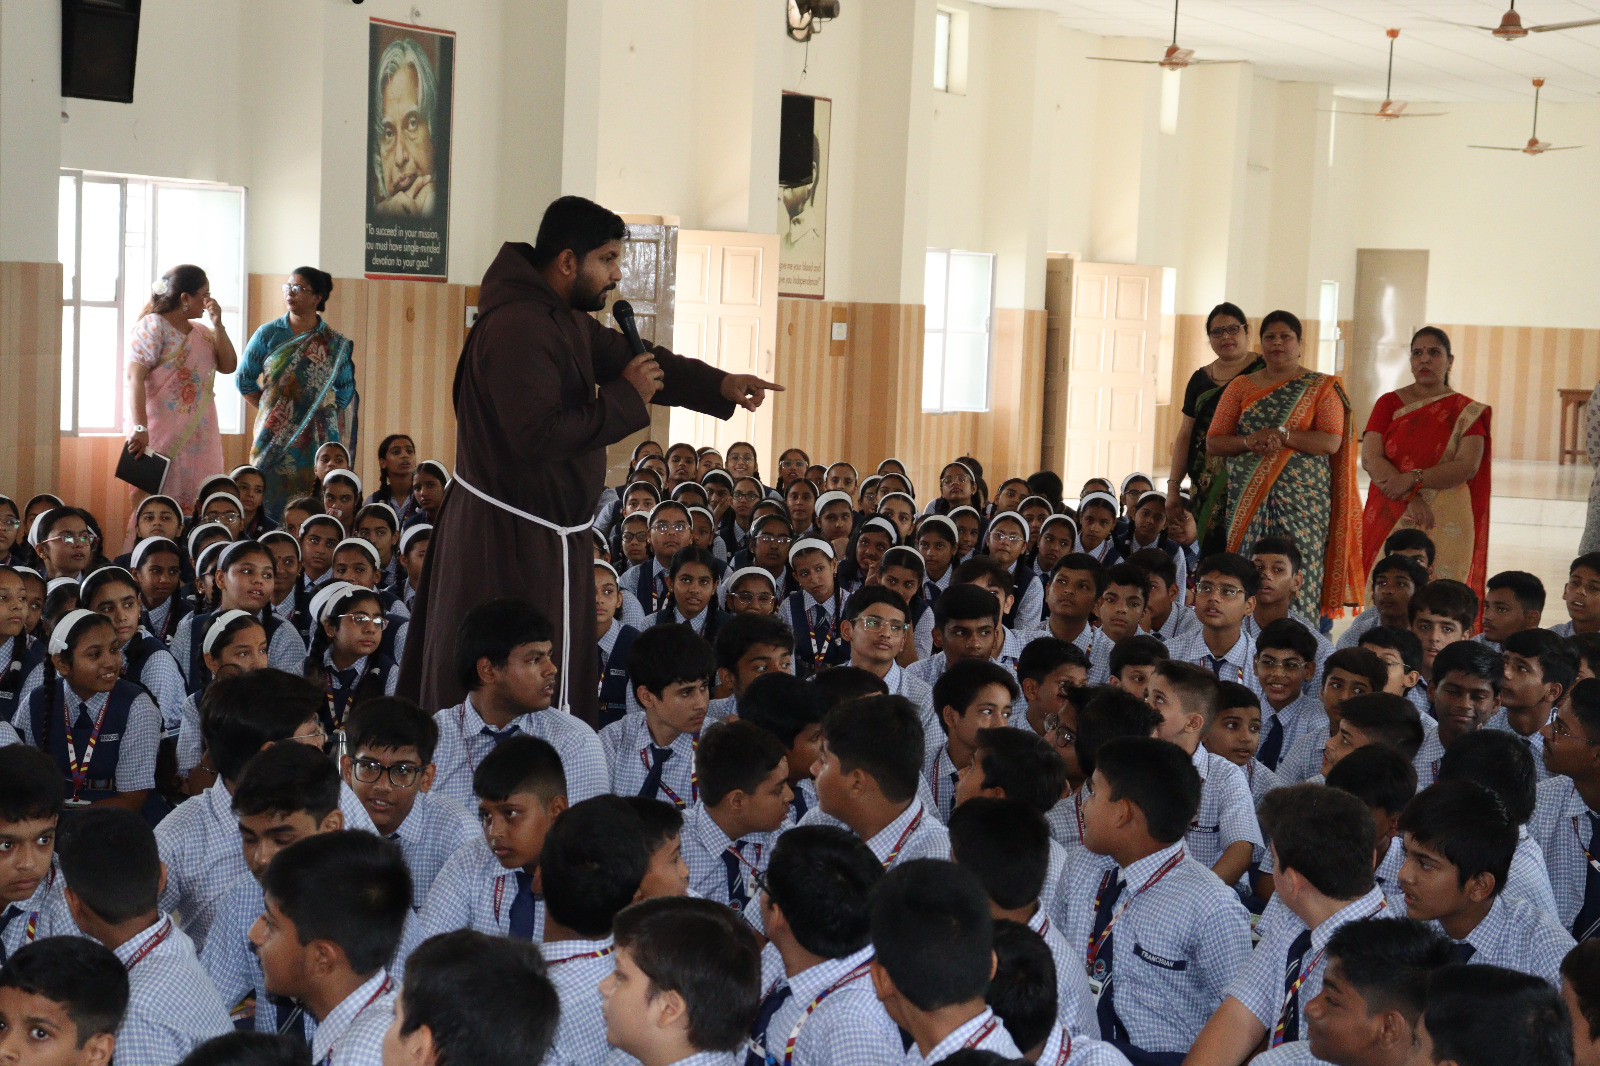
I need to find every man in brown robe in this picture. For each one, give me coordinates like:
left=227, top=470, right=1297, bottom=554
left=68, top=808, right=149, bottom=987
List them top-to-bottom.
left=398, top=196, right=779, bottom=720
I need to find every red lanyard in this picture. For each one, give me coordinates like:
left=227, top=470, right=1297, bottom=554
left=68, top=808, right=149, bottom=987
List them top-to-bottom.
left=805, top=594, right=841, bottom=667
left=63, top=692, right=110, bottom=800
left=459, top=703, right=517, bottom=779
left=639, top=733, right=700, bottom=809
left=1074, top=789, right=1087, bottom=842
left=881, top=807, right=925, bottom=869
left=1571, top=815, right=1600, bottom=875
left=726, top=841, right=765, bottom=880
left=1085, top=848, right=1186, bottom=968
left=22, top=868, right=53, bottom=944
left=492, top=874, right=509, bottom=922
left=1271, top=899, right=1386, bottom=1047
left=122, top=918, right=173, bottom=971
left=548, top=944, right=614, bottom=966
left=781, top=960, right=874, bottom=1066
left=323, top=976, right=394, bottom=1065
left=962, top=1017, right=999, bottom=1049
left=1053, top=1031, right=1072, bottom=1066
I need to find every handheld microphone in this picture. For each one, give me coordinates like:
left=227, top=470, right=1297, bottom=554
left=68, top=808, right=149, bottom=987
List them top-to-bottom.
left=612, top=300, right=647, bottom=356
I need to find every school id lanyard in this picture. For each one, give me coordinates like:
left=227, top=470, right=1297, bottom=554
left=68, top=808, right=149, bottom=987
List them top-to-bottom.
left=804, top=592, right=843, bottom=670
left=63, top=695, right=110, bottom=801
left=639, top=733, right=700, bottom=809
left=880, top=807, right=925, bottom=869
left=1570, top=813, right=1600, bottom=876
left=1085, top=848, right=1186, bottom=970
left=1271, top=899, right=1387, bottom=1047
left=121, top=917, right=174, bottom=971
left=548, top=944, right=614, bottom=966
left=779, top=959, right=874, bottom=1066
left=318, top=976, right=394, bottom=1066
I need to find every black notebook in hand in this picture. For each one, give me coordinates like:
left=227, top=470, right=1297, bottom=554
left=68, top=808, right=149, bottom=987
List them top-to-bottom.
left=115, top=445, right=170, bottom=496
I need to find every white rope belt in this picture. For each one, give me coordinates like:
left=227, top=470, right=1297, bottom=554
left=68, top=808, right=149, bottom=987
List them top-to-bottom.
left=452, top=473, right=594, bottom=714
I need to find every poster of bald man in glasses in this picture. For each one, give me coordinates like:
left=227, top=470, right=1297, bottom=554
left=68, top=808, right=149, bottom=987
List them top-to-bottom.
left=365, top=18, right=455, bottom=281
left=777, top=92, right=830, bottom=298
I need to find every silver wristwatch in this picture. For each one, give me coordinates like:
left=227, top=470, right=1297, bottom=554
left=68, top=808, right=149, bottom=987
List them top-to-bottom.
left=133, top=424, right=147, bottom=434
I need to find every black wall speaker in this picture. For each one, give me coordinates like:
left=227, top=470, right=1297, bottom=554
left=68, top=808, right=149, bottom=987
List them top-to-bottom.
left=62, top=0, right=143, bottom=104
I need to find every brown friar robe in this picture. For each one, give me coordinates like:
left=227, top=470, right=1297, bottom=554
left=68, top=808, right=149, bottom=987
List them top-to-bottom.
left=398, top=242, right=734, bottom=720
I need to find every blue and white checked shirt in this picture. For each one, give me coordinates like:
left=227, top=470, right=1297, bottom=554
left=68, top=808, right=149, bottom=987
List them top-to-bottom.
left=1151, top=604, right=1201, bottom=645
left=1334, top=606, right=1383, bottom=649
left=1242, top=613, right=1332, bottom=693
left=1552, top=621, right=1578, bottom=638
left=906, top=627, right=1027, bottom=690
left=1165, top=628, right=1263, bottom=696
left=126, top=635, right=187, bottom=733
left=884, top=661, right=941, bottom=743
left=15, top=682, right=161, bottom=792
left=176, top=692, right=204, bottom=774
left=430, top=694, right=610, bottom=808
left=1256, top=695, right=1328, bottom=777
left=1485, top=706, right=1555, bottom=781
left=602, top=712, right=702, bottom=808
left=1276, top=716, right=1335, bottom=786
left=1413, top=729, right=1447, bottom=791
left=923, top=744, right=964, bottom=824
left=1185, top=746, right=1264, bottom=872
left=1244, top=759, right=1287, bottom=808
left=1529, top=776, right=1600, bottom=930
left=1046, top=789, right=1087, bottom=851
left=392, top=791, right=485, bottom=910
left=798, top=797, right=951, bottom=868
left=680, top=803, right=781, bottom=909
left=1508, top=827, right=1560, bottom=920
left=1374, top=837, right=1407, bottom=915
left=397, top=840, right=540, bottom=979
left=1054, top=842, right=1252, bottom=1052
left=0, top=862, right=80, bottom=959
left=199, top=877, right=285, bottom=1035
left=1437, top=894, right=1573, bottom=987
left=1030, top=909, right=1097, bottom=1037
left=112, top=917, right=232, bottom=1066
left=543, top=936, right=619, bottom=1066
left=762, top=945, right=902, bottom=1066
left=311, top=969, right=395, bottom=1066
left=907, top=1007, right=1023, bottom=1063
left=1033, top=1023, right=1137, bottom=1066
left=1249, top=1041, right=1325, bottom=1066
left=655, top=1054, right=736, bottom=1066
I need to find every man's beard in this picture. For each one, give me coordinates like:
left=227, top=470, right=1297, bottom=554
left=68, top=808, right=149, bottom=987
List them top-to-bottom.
left=571, top=278, right=614, bottom=313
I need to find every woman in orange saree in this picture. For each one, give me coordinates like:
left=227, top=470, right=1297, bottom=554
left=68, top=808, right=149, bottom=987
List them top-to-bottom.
left=1359, top=326, right=1491, bottom=603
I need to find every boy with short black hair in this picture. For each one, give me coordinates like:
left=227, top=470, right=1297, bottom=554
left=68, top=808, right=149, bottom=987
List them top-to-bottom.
left=1384, top=529, right=1436, bottom=574
left=1245, top=537, right=1333, bottom=685
left=1127, top=546, right=1197, bottom=645
left=1559, top=552, right=1600, bottom=638
left=1336, top=553, right=1431, bottom=651
left=1165, top=554, right=1260, bottom=691
left=1036, top=555, right=1112, bottom=661
left=1092, top=564, right=1150, bottom=669
left=1481, top=571, right=1547, bottom=651
left=1408, top=579, right=1480, bottom=684
left=841, top=585, right=939, bottom=729
left=906, top=585, right=1006, bottom=691
left=431, top=599, right=608, bottom=808
left=710, top=611, right=793, bottom=722
left=1251, top=618, right=1325, bottom=774
left=604, top=624, right=717, bottom=808
left=1357, top=626, right=1425, bottom=706
left=1491, top=628, right=1578, bottom=782
left=1108, top=635, right=1167, bottom=701
left=1013, top=637, right=1089, bottom=738
left=1413, top=640, right=1504, bottom=791
left=1274, top=648, right=1390, bottom=786
left=927, top=660, right=1021, bottom=822
left=737, top=671, right=826, bottom=823
left=1531, top=677, right=1600, bottom=939
left=1203, top=682, right=1281, bottom=807
left=1052, top=690, right=1161, bottom=852
left=1321, top=693, right=1426, bottom=780
left=339, top=696, right=480, bottom=911
left=681, top=720, right=791, bottom=909
left=1437, top=729, right=1560, bottom=920
left=1058, top=736, right=1251, bottom=1060
left=1326, top=744, right=1420, bottom=916
left=0, top=745, right=79, bottom=959
left=1397, top=780, right=1573, bottom=986
left=1187, top=784, right=1386, bottom=1066
left=539, top=795, right=652, bottom=1066
left=623, top=796, right=690, bottom=899
left=57, top=807, right=231, bottom=1066
left=752, top=826, right=903, bottom=1066
left=251, top=832, right=410, bottom=1066
left=601, top=897, right=763, bottom=1066
left=984, top=920, right=1128, bottom=1066
left=385, top=929, right=559, bottom=1066
left=0, top=937, right=128, bottom=1066
left=1563, top=941, right=1600, bottom=1066
left=1414, top=964, right=1571, bottom=1066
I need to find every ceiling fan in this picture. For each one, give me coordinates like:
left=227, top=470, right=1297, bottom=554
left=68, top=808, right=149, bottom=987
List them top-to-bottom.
left=1087, top=0, right=1240, bottom=71
left=1450, top=1, right=1600, bottom=40
left=1326, top=29, right=1445, bottom=120
left=1470, top=78, right=1582, bottom=154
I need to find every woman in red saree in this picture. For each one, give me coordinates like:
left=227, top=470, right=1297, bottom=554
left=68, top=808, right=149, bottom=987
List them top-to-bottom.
left=1360, top=326, right=1491, bottom=603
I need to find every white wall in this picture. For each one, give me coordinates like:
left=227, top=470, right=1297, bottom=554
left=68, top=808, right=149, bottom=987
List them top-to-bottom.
left=0, top=0, right=62, bottom=262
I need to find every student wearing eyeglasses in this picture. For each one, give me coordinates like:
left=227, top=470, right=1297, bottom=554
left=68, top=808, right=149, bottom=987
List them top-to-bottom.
left=841, top=586, right=941, bottom=742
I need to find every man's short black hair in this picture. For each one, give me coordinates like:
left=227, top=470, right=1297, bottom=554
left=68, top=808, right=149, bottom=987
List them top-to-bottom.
left=532, top=195, right=628, bottom=267
left=1025, top=471, right=1063, bottom=507
left=1384, top=528, right=1436, bottom=565
left=1251, top=535, right=1303, bottom=573
left=1126, top=547, right=1177, bottom=590
left=1372, top=552, right=1431, bottom=592
left=1194, top=553, right=1260, bottom=598
left=1050, top=554, right=1108, bottom=596
left=954, top=557, right=1013, bottom=599
left=1103, top=563, right=1149, bottom=599
left=1488, top=570, right=1546, bottom=614
left=1408, top=579, right=1479, bottom=631
left=935, top=583, right=1002, bottom=628
left=843, top=585, right=910, bottom=623
left=455, top=599, right=555, bottom=693
left=713, top=612, right=794, bottom=672
left=1257, top=617, right=1318, bottom=662
left=630, top=624, right=718, bottom=699
left=1360, top=625, right=1425, bottom=675
left=1504, top=628, right=1579, bottom=704
left=1110, top=634, right=1168, bottom=676
left=1016, top=637, right=1089, bottom=685
left=1432, top=640, right=1504, bottom=696
left=1325, top=646, right=1390, bottom=693
left=933, top=659, right=1020, bottom=732
left=1154, top=660, right=1219, bottom=724
left=809, top=666, right=889, bottom=710
left=202, top=669, right=325, bottom=783
left=736, top=672, right=825, bottom=747
left=1575, top=678, right=1600, bottom=742
left=1215, top=680, right=1259, bottom=713
left=1075, top=688, right=1160, bottom=778
left=1337, top=693, right=1426, bottom=760
left=820, top=695, right=924, bottom=803
left=343, top=696, right=439, bottom=765
left=697, top=720, right=788, bottom=807
left=973, top=729, right=1068, bottom=815
left=1438, top=729, right=1537, bottom=826
left=474, top=734, right=567, bottom=804
left=1093, top=737, right=1200, bottom=845
left=230, top=742, right=341, bottom=822
left=0, top=744, right=62, bottom=824
left=1326, top=744, right=1418, bottom=816
left=1398, top=781, right=1515, bottom=895
left=1259, top=784, right=1376, bottom=900
left=541, top=796, right=650, bottom=938
left=621, top=796, right=684, bottom=854
left=949, top=798, right=1049, bottom=909
left=56, top=807, right=159, bottom=925
left=763, top=826, right=882, bottom=959
left=262, top=832, right=411, bottom=975
left=870, top=859, right=993, bottom=1012
left=612, top=897, right=762, bottom=1052
left=1324, top=918, right=1455, bottom=1024
left=985, top=919, right=1058, bottom=1054
left=398, top=930, right=559, bottom=1066
left=0, top=937, right=128, bottom=1045
left=1562, top=941, right=1600, bottom=1041
left=1422, top=964, right=1570, bottom=1066
left=177, top=1032, right=313, bottom=1066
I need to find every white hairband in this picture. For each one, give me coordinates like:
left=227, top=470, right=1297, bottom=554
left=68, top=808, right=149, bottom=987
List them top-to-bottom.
left=314, top=442, right=350, bottom=462
left=877, top=458, right=905, bottom=473
left=416, top=459, right=453, bottom=486
left=826, top=462, right=857, bottom=477
left=229, top=465, right=262, bottom=480
left=322, top=468, right=363, bottom=496
left=702, top=469, right=734, bottom=488
left=1120, top=472, right=1152, bottom=494
left=1137, top=489, right=1168, bottom=507
left=816, top=491, right=855, bottom=512
left=1079, top=491, right=1119, bottom=513
left=200, top=492, right=245, bottom=516
left=877, top=492, right=916, bottom=510
left=136, top=495, right=182, bottom=518
left=1018, top=496, right=1053, bottom=512
left=648, top=500, right=689, bottom=523
left=361, top=502, right=400, bottom=527
left=948, top=505, right=980, bottom=521
left=687, top=506, right=715, bottom=524
left=988, top=510, right=1028, bottom=533
left=27, top=513, right=51, bottom=548
left=1041, top=513, right=1078, bottom=533
left=302, top=514, right=346, bottom=539
left=918, top=514, right=959, bottom=540
left=859, top=517, right=900, bottom=542
left=188, top=522, right=230, bottom=556
left=398, top=524, right=432, bottom=555
left=260, top=530, right=303, bottom=558
left=131, top=537, right=180, bottom=569
left=334, top=537, right=381, bottom=567
left=788, top=538, right=835, bottom=564
left=194, top=541, right=230, bottom=574
left=882, top=545, right=926, bottom=568
left=594, top=559, right=620, bottom=581
left=9, top=565, right=42, bottom=582
left=720, top=565, right=778, bottom=603
left=47, top=577, right=80, bottom=595
left=309, top=580, right=361, bottom=624
left=48, top=608, right=102, bottom=655
left=203, top=609, right=256, bottom=656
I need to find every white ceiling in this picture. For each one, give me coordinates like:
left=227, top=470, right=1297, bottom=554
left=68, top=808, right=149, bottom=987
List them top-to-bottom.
left=974, top=0, right=1600, bottom=102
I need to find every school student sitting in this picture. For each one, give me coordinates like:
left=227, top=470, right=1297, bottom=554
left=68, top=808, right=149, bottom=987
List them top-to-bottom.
left=1075, top=492, right=1122, bottom=566
left=625, top=501, right=696, bottom=617
left=1243, top=537, right=1332, bottom=686
left=782, top=539, right=850, bottom=679
left=168, top=543, right=306, bottom=690
left=649, top=546, right=731, bottom=644
left=1127, top=547, right=1197, bottom=646
left=1336, top=552, right=1430, bottom=651
left=1559, top=553, right=1600, bottom=638
left=1164, top=554, right=1262, bottom=693
left=1033, top=556, right=1112, bottom=670
left=596, top=560, right=644, bottom=726
left=1087, top=565, right=1151, bottom=686
left=78, top=567, right=186, bottom=737
left=1479, top=571, right=1546, bottom=652
left=1409, top=579, right=1480, bottom=696
left=300, top=582, right=400, bottom=729
left=905, top=584, right=1008, bottom=691
left=842, top=585, right=939, bottom=727
left=429, top=599, right=608, bottom=808
left=174, top=611, right=271, bottom=783
left=709, top=611, right=793, bottom=723
left=1251, top=618, right=1327, bottom=774
left=604, top=624, right=717, bottom=809
left=1357, top=625, right=1426, bottom=707
left=1490, top=628, right=1576, bottom=781
left=1107, top=635, right=1166, bottom=702
left=1013, top=637, right=1090, bottom=738
left=1413, top=640, right=1503, bottom=791
left=1274, top=648, right=1390, bottom=786
left=927, top=660, right=1021, bottom=823
left=737, top=671, right=826, bottom=824
left=1531, top=677, right=1600, bottom=940
left=1202, top=681, right=1281, bottom=809
left=1050, top=690, right=1160, bottom=853
left=1319, top=692, right=1426, bottom=783
left=799, top=693, right=950, bottom=867
left=338, top=697, right=480, bottom=911
left=680, top=721, right=791, bottom=910
left=955, top=727, right=1073, bottom=897
left=1437, top=729, right=1560, bottom=920
left=403, top=735, right=567, bottom=958
left=1059, top=737, right=1251, bottom=1061
left=1325, top=744, right=1420, bottom=918
left=0, top=745, right=83, bottom=958
left=1396, top=780, right=1573, bottom=986
left=1187, top=784, right=1387, bottom=1066
left=539, top=795, right=651, bottom=1066
left=625, top=796, right=691, bottom=899
left=949, top=798, right=1096, bottom=1038
left=57, top=807, right=231, bottom=1066
left=750, top=825, right=903, bottom=1066
left=250, top=832, right=410, bottom=1066
left=870, top=859, right=1026, bottom=1061
left=600, top=897, right=763, bottom=1066
left=1248, top=917, right=1454, bottom=1066
left=984, top=919, right=1132, bottom=1066
left=384, top=929, right=559, bottom=1066
left=0, top=937, right=128, bottom=1066
left=1412, top=963, right=1571, bottom=1066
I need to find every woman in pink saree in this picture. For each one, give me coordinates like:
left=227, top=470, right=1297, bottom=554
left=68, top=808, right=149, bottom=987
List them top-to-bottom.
left=125, top=264, right=237, bottom=517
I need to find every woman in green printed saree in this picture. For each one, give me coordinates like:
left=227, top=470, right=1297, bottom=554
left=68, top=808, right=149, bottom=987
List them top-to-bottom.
left=237, top=267, right=359, bottom=521
left=1206, top=310, right=1364, bottom=622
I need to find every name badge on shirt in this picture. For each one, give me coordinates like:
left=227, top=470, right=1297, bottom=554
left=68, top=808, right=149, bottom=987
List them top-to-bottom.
left=100, top=733, right=120, bottom=743
left=1188, top=822, right=1220, bottom=835
left=1132, top=943, right=1187, bottom=971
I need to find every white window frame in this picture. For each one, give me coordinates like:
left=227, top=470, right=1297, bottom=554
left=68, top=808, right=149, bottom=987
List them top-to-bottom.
left=934, top=9, right=952, bottom=92
left=58, top=170, right=248, bottom=436
left=922, top=247, right=994, bottom=414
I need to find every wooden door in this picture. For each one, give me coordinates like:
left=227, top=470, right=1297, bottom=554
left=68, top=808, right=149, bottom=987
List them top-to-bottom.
left=603, top=216, right=678, bottom=485
left=670, top=230, right=780, bottom=466
left=1059, top=261, right=1164, bottom=495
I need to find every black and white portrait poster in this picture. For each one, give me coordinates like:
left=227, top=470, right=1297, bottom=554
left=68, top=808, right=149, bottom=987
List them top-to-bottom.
left=365, top=18, right=455, bottom=280
left=777, top=92, right=830, bottom=299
